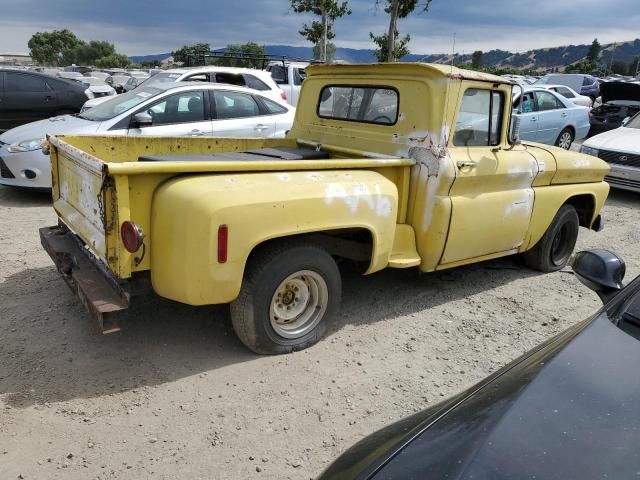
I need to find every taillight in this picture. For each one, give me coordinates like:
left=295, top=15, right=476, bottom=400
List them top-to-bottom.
left=280, top=90, right=287, bottom=101
left=120, top=221, right=144, bottom=253
left=217, top=225, right=228, bottom=263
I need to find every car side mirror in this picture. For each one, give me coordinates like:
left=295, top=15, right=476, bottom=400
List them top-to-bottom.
left=132, top=112, right=153, bottom=128
left=509, top=115, right=521, bottom=144
left=622, top=116, right=630, bottom=126
left=570, top=249, right=626, bottom=303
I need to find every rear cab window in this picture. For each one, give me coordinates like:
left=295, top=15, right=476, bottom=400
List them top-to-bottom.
left=317, top=85, right=399, bottom=125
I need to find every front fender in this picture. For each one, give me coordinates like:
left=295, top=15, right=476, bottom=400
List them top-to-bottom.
left=150, top=170, right=399, bottom=305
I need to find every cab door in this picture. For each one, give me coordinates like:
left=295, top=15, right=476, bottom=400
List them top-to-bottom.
left=442, top=87, right=538, bottom=265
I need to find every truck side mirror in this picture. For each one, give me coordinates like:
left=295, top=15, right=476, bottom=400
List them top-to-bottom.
left=132, top=112, right=153, bottom=128
left=509, top=115, right=521, bottom=144
left=570, top=249, right=626, bottom=303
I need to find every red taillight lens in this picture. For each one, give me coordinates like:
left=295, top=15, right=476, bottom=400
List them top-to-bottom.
left=280, top=90, right=287, bottom=101
left=120, top=221, right=144, bottom=253
left=217, top=225, right=228, bottom=263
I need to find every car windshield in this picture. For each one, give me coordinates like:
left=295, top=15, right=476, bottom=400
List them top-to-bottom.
left=139, top=72, right=181, bottom=87
left=535, top=75, right=582, bottom=92
left=79, top=88, right=161, bottom=121
left=626, top=113, right=640, bottom=129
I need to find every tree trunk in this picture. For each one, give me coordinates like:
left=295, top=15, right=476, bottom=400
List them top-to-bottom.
left=386, top=0, right=400, bottom=62
left=320, top=7, right=328, bottom=62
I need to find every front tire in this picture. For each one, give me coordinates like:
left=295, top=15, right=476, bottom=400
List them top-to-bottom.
left=555, top=128, right=574, bottom=150
left=523, top=204, right=579, bottom=272
left=230, top=241, right=341, bottom=354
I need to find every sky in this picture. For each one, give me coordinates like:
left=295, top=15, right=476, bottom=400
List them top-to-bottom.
left=0, top=0, right=638, bottom=56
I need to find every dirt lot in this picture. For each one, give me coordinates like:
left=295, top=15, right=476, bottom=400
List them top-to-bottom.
left=1, top=184, right=639, bottom=480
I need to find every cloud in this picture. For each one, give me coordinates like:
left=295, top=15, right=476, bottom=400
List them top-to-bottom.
left=0, top=0, right=638, bottom=55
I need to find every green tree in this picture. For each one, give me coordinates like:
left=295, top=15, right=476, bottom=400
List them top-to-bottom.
left=290, top=0, right=351, bottom=62
left=370, top=0, right=432, bottom=62
left=28, top=29, right=83, bottom=66
left=586, top=38, right=601, bottom=65
left=71, top=41, right=117, bottom=65
left=313, top=41, right=337, bottom=62
left=211, top=42, right=267, bottom=68
left=172, top=43, right=211, bottom=66
left=471, top=50, right=483, bottom=69
left=94, top=54, right=131, bottom=69
left=610, top=59, right=629, bottom=75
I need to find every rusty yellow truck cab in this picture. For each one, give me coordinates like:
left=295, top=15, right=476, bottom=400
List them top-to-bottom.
left=42, top=63, right=609, bottom=354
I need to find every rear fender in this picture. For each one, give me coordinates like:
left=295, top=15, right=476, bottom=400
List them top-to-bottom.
left=150, top=170, right=399, bottom=305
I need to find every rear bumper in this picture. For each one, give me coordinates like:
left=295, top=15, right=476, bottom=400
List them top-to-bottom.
left=40, top=224, right=129, bottom=333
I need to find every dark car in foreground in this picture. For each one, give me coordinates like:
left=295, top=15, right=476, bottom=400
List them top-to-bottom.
left=0, top=68, right=90, bottom=131
left=589, top=81, right=640, bottom=136
left=320, top=249, right=640, bottom=480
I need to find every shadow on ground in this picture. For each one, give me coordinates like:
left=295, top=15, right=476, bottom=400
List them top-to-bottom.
left=0, top=185, right=52, bottom=208
left=0, top=255, right=541, bottom=408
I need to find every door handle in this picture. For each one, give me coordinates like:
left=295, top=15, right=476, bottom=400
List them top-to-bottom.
left=45, top=96, right=53, bottom=101
left=561, top=112, right=568, bottom=118
left=530, top=116, right=537, bottom=122
left=254, top=124, right=269, bottom=131
left=189, top=129, right=204, bottom=136
left=456, top=161, right=477, bottom=169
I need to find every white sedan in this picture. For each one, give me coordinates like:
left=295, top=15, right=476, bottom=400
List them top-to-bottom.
left=0, top=82, right=295, bottom=189
left=537, top=84, right=593, bottom=108
left=580, top=112, right=640, bottom=192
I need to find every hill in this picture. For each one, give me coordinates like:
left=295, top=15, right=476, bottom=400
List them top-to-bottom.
left=129, top=38, right=640, bottom=72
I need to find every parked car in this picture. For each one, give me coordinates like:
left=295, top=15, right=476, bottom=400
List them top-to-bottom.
left=265, top=61, right=308, bottom=106
left=142, top=66, right=287, bottom=103
left=0, top=68, right=90, bottom=131
left=535, top=73, right=600, bottom=100
left=105, top=74, right=131, bottom=93
left=122, top=75, right=143, bottom=92
left=75, top=76, right=116, bottom=99
left=588, top=81, right=640, bottom=136
left=0, top=82, right=295, bottom=189
left=536, top=84, right=592, bottom=107
left=512, top=87, right=590, bottom=149
left=581, top=111, right=640, bottom=192
left=319, top=249, right=639, bottom=480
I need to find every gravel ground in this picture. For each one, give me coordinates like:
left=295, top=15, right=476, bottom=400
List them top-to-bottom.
left=1, top=183, right=639, bottom=480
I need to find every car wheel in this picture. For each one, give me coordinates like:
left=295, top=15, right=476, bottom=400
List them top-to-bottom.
left=555, top=128, right=574, bottom=150
left=523, top=204, right=579, bottom=272
left=230, top=241, right=341, bottom=354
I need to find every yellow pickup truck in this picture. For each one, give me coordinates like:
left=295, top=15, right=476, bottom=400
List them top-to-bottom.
left=40, top=63, right=609, bottom=354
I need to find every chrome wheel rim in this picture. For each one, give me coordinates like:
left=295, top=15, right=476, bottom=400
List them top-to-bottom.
left=558, top=132, right=572, bottom=149
left=269, top=270, right=328, bottom=339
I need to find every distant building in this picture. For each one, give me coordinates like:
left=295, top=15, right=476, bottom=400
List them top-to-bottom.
left=0, top=53, right=32, bottom=65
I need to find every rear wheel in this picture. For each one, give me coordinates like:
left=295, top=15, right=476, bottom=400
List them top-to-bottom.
left=555, top=128, right=574, bottom=150
left=523, top=204, right=579, bottom=272
left=230, top=241, right=341, bottom=354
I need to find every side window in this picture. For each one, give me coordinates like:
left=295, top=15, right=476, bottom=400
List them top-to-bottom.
left=269, top=65, right=288, bottom=85
left=293, top=68, right=305, bottom=86
left=6, top=73, right=47, bottom=92
left=184, top=73, right=208, bottom=82
left=214, top=73, right=245, bottom=87
left=243, top=75, right=270, bottom=91
left=582, top=76, right=592, bottom=87
left=557, top=87, right=575, bottom=98
left=453, top=89, right=504, bottom=147
left=144, top=91, right=205, bottom=125
left=214, top=91, right=260, bottom=119
left=535, top=91, right=564, bottom=111
left=261, top=97, right=288, bottom=114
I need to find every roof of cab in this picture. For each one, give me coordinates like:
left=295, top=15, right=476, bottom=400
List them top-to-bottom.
left=305, top=62, right=513, bottom=85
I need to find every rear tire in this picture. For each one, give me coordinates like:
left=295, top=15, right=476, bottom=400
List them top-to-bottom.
left=555, top=128, right=574, bottom=150
left=523, top=204, right=579, bottom=272
left=230, top=241, right=341, bottom=354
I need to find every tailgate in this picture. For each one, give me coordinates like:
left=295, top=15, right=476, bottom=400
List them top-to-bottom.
left=49, top=135, right=109, bottom=261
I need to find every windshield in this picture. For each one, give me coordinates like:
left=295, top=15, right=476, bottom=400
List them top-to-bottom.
left=138, top=72, right=181, bottom=87
left=535, top=75, right=582, bottom=92
left=79, top=87, right=161, bottom=121
left=626, top=113, right=640, bottom=129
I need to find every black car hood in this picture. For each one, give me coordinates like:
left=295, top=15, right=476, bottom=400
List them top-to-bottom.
left=600, top=81, right=640, bottom=104
left=320, top=314, right=640, bottom=480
